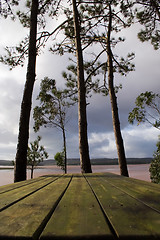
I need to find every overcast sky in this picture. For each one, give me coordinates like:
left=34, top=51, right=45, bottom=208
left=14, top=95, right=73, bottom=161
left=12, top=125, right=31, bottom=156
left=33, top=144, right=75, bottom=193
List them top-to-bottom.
left=0, top=13, right=159, bottom=161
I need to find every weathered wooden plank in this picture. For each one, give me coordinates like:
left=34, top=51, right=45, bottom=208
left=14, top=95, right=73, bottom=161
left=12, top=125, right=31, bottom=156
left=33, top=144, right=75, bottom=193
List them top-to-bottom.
left=100, top=172, right=160, bottom=212
left=101, top=172, right=160, bottom=191
left=40, top=174, right=113, bottom=240
left=85, top=174, right=160, bottom=239
left=0, top=175, right=72, bottom=239
left=0, top=175, right=60, bottom=211
left=0, top=176, right=46, bottom=194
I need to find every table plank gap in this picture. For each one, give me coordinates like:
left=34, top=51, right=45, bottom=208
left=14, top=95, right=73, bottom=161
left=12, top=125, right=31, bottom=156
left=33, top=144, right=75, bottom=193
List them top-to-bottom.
left=85, top=173, right=160, bottom=239
left=100, top=173, right=160, bottom=213
left=40, top=174, right=114, bottom=240
left=84, top=174, right=119, bottom=239
left=0, top=175, right=72, bottom=239
left=0, top=175, right=61, bottom=212
left=0, top=176, right=45, bottom=194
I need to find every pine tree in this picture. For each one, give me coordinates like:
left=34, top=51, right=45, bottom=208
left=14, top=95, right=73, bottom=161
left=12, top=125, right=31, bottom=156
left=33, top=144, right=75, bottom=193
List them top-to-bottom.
left=0, top=0, right=64, bottom=182
left=14, top=0, right=38, bottom=182
left=72, top=0, right=92, bottom=173
left=75, top=1, right=134, bottom=176
left=33, top=77, right=75, bottom=174
left=27, top=136, right=48, bottom=179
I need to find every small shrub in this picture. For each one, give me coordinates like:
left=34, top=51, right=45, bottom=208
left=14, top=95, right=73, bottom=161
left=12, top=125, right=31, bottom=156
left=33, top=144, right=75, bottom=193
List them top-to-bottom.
left=149, top=137, right=160, bottom=184
left=54, top=151, right=65, bottom=172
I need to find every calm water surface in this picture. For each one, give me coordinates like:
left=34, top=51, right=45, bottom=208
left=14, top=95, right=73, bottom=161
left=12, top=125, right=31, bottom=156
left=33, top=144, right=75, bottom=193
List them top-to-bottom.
left=0, top=164, right=151, bottom=186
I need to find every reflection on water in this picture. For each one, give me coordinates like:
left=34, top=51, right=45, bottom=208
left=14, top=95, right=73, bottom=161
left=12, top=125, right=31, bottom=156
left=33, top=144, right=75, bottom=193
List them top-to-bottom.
left=0, top=164, right=151, bottom=186
left=0, top=169, right=14, bottom=186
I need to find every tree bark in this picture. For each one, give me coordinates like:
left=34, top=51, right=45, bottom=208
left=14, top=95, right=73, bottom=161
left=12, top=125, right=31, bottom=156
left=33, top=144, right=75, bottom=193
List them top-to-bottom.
left=14, top=0, right=38, bottom=182
left=72, top=0, right=92, bottom=173
left=107, top=5, right=129, bottom=177
left=58, top=96, right=67, bottom=173
left=62, top=125, right=67, bottom=174
left=31, top=165, right=34, bottom=179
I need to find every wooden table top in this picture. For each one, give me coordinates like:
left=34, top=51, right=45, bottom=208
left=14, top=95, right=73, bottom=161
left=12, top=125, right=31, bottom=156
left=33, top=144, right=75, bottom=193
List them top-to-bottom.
left=0, top=173, right=160, bottom=239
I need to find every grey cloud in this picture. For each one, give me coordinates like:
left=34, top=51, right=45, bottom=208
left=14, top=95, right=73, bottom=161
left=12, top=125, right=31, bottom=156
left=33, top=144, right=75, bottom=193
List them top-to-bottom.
left=0, top=18, right=159, bottom=160
left=87, top=94, right=113, bottom=133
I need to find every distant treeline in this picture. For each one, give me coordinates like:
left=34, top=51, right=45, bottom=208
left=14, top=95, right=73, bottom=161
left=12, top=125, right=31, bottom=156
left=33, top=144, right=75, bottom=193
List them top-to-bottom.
left=0, top=158, right=152, bottom=166
left=38, top=158, right=153, bottom=165
left=65, top=158, right=152, bottom=165
left=0, top=160, right=13, bottom=166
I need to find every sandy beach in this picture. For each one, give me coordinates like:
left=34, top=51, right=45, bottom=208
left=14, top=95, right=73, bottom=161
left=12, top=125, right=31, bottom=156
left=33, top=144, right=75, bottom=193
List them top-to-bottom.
left=0, top=164, right=151, bottom=186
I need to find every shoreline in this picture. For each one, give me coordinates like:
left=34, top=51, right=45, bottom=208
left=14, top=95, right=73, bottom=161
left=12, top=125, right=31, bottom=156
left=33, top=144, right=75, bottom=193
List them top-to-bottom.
left=0, top=164, right=151, bottom=187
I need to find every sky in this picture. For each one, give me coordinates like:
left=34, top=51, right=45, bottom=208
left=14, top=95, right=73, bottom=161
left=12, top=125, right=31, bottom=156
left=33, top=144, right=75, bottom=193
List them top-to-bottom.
left=0, top=11, right=159, bottom=161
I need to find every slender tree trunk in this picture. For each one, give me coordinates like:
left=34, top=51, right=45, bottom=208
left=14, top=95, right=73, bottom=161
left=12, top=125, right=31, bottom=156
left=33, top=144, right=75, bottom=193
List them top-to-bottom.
left=14, top=0, right=38, bottom=182
left=72, top=0, right=92, bottom=173
left=107, top=5, right=129, bottom=177
left=58, top=97, right=67, bottom=173
left=62, top=126, right=67, bottom=174
left=31, top=165, right=34, bottom=179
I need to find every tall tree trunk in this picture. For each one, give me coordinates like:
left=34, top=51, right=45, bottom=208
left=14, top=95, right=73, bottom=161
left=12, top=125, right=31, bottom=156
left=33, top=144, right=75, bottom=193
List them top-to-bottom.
left=14, top=0, right=38, bottom=182
left=72, top=0, right=92, bottom=173
left=107, top=5, right=129, bottom=177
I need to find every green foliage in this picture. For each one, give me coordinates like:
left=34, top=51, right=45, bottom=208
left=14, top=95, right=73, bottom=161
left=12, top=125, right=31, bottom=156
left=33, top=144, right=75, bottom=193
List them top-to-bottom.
left=0, top=0, right=19, bottom=19
left=0, top=0, right=66, bottom=68
left=17, top=0, right=62, bottom=28
left=135, top=0, right=160, bottom=49
left=37, top=1, right=135, bottom=99
left=79, top=1, right=135, bottom=88
left=0, top=38, right=29, bottom=68
left=116, top=53, right=135, bottom=76
left=63, top=61, right=101, bottom=100
left=33, top=77, right=74, bottom=132
left=33, top=77, right=72, bottom=174
left=128, top=91, right=160, bottom=130
left=27, top=136, right=48, bottom=178
left=27, top=136, right=48, bottom=166
left=149, top=137, right=160, bottom=183
left=54, top=151, right=65, bottom=172
left=12, top=160, right=15, bottom=166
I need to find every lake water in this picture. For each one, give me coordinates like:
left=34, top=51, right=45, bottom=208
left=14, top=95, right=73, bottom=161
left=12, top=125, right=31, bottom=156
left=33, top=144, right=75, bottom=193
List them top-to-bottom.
left=0, top=164, right=151, bottom=186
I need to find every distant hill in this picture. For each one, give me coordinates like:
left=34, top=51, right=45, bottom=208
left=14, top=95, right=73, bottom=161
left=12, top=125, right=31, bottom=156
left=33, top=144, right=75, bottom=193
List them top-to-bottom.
left=0, top=158, right=152, bottom=166
left=90, top=158, right=152, bottom=165
left=126, top=158, right=152, bottom=165
left=39, top=159, right=79, bottom=166
left=0, top=160, right=13, bottom=166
